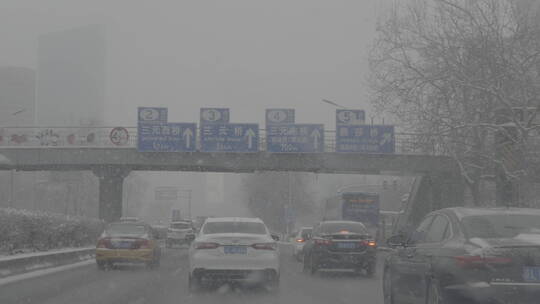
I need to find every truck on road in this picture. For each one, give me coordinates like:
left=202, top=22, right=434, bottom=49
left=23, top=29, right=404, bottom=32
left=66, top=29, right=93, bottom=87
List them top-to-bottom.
left=324, top=191, right=381, bottom=240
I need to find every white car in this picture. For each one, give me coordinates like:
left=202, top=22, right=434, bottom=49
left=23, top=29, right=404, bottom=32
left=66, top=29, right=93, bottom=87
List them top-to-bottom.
left=188, top=217, right=280, bottom=291
left=166, top=220, right=195, bottom=247
left=292, top=227, right=312, bottom=261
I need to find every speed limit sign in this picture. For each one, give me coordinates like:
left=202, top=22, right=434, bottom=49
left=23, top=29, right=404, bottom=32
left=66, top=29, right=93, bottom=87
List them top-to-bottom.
left=110, top=127, right=130, bottom=146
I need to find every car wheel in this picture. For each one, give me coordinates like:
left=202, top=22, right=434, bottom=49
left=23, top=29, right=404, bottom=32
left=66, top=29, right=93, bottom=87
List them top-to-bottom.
left=302, top=254, right=311, bottom=274
left=304, top=255, right=317, bottom=275
left=146, top=259, right=158, bottom=270
left=96, top=261, right=107, bottom=270
left=365, top=262, right=376, bottom=278
left=383, top=268, right=395, bottom=304
left=189, top=274, right=202, bottom=293
left=265, top=277, right=280, bottom=292
left=426, top=278, right=461, bottom=304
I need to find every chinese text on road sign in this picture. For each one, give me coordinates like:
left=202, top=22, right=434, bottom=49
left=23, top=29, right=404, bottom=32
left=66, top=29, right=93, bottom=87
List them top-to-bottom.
left=138, top=123, right=196, bottom=152
left=200, top=123, right=259, bottom=152
left=266, top=124, right=324, bottom=153
left=336, top=125, right=395, bottom=153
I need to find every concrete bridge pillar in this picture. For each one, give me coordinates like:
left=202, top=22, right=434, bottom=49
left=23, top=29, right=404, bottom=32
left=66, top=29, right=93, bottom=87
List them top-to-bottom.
left=92, top=167, right=130, bottom=223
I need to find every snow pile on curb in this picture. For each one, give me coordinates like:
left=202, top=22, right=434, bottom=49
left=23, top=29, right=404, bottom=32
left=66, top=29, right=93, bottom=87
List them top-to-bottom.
left=0, top=208, right=104, bottom=255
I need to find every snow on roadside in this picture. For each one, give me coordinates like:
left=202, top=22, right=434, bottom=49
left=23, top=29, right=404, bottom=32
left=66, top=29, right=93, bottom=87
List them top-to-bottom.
left=0, top=246, right=94, bottom=262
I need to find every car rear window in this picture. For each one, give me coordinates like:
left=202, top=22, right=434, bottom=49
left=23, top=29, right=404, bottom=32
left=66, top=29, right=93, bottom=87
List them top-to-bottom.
left=463, top=214, right=540, bottom=238
left=202, top=222, right=267, bottom=235
left=319, top=222, right=367, bottom=235
left=106, top=223, right=147, bottom=236
left=170, top=223, right=191, bottom=229
left=300, top=228, right=312, bottom=238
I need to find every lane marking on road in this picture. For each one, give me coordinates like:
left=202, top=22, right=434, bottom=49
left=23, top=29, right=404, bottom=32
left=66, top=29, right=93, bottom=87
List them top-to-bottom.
left=0, top=260, right=94, bottom=287
left=173, top=266, right=184, bottom=277
left=129, top=297, right=147, bottom=304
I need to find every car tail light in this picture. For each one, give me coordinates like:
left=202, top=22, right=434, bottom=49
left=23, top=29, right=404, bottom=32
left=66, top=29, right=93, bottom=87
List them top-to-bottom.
left=97, top=238, right=112, bottom=249
left=296, top=238, right=305, bottom=243
left=314, top=238, right=332, bottom=246
left=136, top=239, right=151, bottom=249
left=361, top=240, right=377, bottom=247
left=195, top=242, right=220, bottom=250
left=252, top=243, right=277, bottom=250
left=455, top=255, right=512, bottom=268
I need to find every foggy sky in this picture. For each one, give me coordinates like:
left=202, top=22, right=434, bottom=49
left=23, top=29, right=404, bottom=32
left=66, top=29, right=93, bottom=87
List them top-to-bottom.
left=0, top=0, right=390, bottom=128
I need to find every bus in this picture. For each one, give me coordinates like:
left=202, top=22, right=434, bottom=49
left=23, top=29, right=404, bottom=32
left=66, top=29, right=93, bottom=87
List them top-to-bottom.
left=324, top=192, right=380, bottom=238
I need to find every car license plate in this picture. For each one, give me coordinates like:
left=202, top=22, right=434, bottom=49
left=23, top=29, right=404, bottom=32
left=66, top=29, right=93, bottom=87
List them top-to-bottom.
left=115, top=241, right=132, bottom=249
left=337, top=242, right=356, bottom=249
left=224, top=246, right=247, bottom=254
left=523, top=266, right=540, bottom=282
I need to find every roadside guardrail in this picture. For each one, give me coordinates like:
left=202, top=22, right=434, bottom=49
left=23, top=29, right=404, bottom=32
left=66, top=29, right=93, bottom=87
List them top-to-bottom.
left=0, top=247, right=95, bottom=278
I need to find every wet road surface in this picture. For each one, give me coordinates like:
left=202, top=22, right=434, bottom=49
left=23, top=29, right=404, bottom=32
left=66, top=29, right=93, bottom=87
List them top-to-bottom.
left=0, top=245, right=383, bottom=304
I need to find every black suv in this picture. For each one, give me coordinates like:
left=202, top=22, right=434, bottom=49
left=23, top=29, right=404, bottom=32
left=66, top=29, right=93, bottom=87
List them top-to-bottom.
left=383, top=207, right=540, bottom=304
left=302, top=221, right=377, bottom=276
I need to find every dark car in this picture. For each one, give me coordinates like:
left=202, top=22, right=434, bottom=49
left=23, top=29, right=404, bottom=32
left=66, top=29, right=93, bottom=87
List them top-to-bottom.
left=383, top=207, right=540, bottom=304
left=302, top=221, right=377, bottom=276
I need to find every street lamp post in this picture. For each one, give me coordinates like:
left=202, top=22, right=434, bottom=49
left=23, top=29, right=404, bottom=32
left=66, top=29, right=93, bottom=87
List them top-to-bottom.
left=321, top=99, right=349, bottom=109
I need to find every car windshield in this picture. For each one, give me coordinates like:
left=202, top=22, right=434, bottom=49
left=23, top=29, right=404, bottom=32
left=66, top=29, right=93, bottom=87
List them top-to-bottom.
left=5, top=0, right=540, bottom=303
left=463, top=214, right=540, bottom=239
left=203, top=222, right=267, bottom=235
left=106, top=223, right=147, bottom=236
left=170, top=223, right=191, bottom=229
left=319, top=223, right=367, bottom=235
left=300, top=229, right=313, bottom=238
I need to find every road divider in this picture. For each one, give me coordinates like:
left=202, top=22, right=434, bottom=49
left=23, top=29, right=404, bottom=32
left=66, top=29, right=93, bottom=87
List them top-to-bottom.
left=0, top=247, right=95, bottom=279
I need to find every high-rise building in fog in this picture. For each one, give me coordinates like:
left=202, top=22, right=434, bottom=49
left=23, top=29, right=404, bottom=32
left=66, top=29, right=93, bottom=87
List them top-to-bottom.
left=31, top=25, right=106, bottom=217
left=36, top=25, right=106, bottom=126
left=0, top=66, right=35, bottom=126
left=0, top=66, right=36, bottom=208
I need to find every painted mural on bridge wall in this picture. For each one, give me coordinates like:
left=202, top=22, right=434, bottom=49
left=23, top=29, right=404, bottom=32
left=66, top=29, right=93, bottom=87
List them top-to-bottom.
left=0, top=127, right=133, bottom=147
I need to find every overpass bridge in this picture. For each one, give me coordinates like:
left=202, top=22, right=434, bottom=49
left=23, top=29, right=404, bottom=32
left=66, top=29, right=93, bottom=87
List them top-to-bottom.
left=0, top=127, right=464, bottom=223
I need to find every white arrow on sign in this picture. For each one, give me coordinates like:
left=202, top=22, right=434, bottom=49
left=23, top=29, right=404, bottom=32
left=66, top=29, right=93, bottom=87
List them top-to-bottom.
left=183, top=128, right=194, bottom=148
left=245, top=128, right=256, bottom=149
left=311, top=129, right=321, bottom=150
left=380, top=132, right=393, bottom=146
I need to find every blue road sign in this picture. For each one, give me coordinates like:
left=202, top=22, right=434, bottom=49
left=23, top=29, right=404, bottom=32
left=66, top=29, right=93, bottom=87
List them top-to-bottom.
left=138, top=107, right=168, bottom=123
left=200, top=108, right=230, bottom=124
left=265, top=109, right=295, bottom=125
left=336, top=109, right=365, bottom=126
left=138, top=123, right=196, bottom=152
left=200, top=123, right=259, bottom=152
left=267, top=124, right=324, bottom=153
left=336, top=125, right=395, bottom=153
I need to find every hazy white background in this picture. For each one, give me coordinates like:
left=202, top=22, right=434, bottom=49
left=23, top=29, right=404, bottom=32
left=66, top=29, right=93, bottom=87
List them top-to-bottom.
left=0, top=0, right=390, bottom=128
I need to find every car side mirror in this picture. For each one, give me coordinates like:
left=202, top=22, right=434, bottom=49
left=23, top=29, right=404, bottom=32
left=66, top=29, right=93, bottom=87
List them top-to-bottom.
left=271, top=234, right=280, bottom=241
left=386, top=234, right=406, bottom=248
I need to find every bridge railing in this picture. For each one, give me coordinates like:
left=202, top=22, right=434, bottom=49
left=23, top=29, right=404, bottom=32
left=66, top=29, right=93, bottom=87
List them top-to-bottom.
left=0, top=126, right=441, bottom=155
